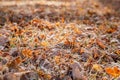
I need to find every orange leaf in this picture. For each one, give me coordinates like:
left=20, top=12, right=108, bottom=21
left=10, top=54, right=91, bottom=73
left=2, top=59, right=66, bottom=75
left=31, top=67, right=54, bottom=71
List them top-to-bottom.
left=61, top=17, right=65, bottom=23
left=56, top=22, right=60, bottom=26
left=106, top=26, right=117, bottom=33
left=74, top=27, right=82, bottom=34
left=34, top=38, right=39, bottom=42
left=96, top=39, right=106, bottom=49
left=22, top=48, right=33, bottom=58
left=115, top=50, right=120, bottom=55
left=7, top=56, right=22, bottom=68
left=14, top=56, right=22, bottom=65
left=54, top=56, right=60, bottom=64
left=105, top=66, right=120, bottom=78
left=114, top=66, right=120, bottom=74
left=105, top=67, right=115, bottom=77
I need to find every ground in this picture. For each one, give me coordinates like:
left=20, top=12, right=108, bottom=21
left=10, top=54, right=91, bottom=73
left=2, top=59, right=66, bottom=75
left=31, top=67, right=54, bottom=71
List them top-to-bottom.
left=0, top=0, right=120, bottom=80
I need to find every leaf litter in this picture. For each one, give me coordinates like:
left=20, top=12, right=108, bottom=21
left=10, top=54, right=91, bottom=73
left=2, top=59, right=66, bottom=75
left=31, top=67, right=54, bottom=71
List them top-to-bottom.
left=0, top=0, right=120, bottom=80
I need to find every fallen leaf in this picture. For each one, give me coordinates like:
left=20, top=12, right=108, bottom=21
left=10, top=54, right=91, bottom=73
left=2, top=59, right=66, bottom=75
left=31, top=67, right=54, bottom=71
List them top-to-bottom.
left=61, top=17, right=65, bottom=23
left=56, top=22, right=60, bottom=26
left=106, top=26, right=117, bottom=33
left=74, top=27, right=82, bottom=34
left=96, top=39, right=106, bottom=49
left=41, top=41, right=49, bottom=47
left=80, top=47, right=84, bottom=54
left=22, top=48, right=33, bottom=58
left=93, top=48, right=99, bottom=59
left=115, top=50, right=120, bottom=55
left=7, top=56, right=22, bottom=69
left=14, top=56, right=22, bottom=65
left=54, top=56, right=60, bottom=64
left=93, top=64, right=103, bottom=72
left=105, top=66, right=120, bottom=78
left=44, top=74, right=52, bottom=80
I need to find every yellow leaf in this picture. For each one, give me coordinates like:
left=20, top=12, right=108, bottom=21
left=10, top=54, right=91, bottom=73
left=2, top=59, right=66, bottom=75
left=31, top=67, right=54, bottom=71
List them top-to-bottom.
left=56, top=22, right=60, bottom=26
left=0, top=34, right=2, bottom=36
left=41, top=41, right=49, bottom=47
left=93, top=64, right=103, bottom=72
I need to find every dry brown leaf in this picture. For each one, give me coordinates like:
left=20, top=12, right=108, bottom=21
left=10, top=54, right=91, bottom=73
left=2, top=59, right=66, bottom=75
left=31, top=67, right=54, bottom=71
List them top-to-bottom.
left=99, top=25, right=106, bottom=32
left=10, top=26, right=18, bottom=32
left=106, top=26, right=117, bottom=33
left=34, top=37, right=39, bottom=42
left=64, top=38, right=75, bottom=48
left=87, top=39, right=95, bottom=48
left=96, top=39, right=106, bottom=49
left=72, top=48, right=79, bottom=53
left=80, top=48, right=84, bottom=54
left=93, top=48, right=99, bottom=58
left=0, top=50, right=2, bottom=56
left=7, top=56, right=22, bottom=69
left=14, top=56, right=22, bottom=65
left=37, top=70, right=45, bottom=76
left=44, top=74, right=52, bottom=80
